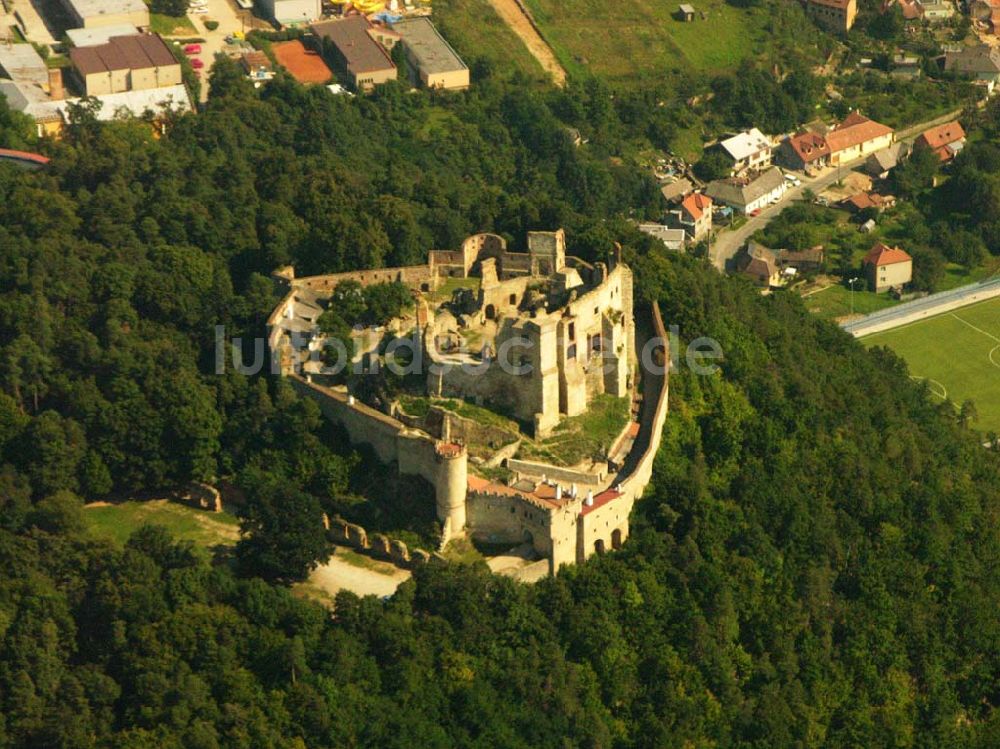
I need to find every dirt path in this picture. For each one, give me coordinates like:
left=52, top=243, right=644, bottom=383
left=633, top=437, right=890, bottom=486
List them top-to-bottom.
left=485, top=0, right=567, bottom=86
left=309, top=548, right=411, bottom=599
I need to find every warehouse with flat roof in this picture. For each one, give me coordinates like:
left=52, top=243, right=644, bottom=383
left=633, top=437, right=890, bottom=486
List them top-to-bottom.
left=61, top=0, right=149, bottom=29
left=311, top=17, right=396, bottom=91
left=391, top=17, right=468, bottom=90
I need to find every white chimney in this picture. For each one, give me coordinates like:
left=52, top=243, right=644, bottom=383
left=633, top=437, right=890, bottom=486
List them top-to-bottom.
left=347, top=395, right=355, bottom=405
left=571, top=483, right=577, bottom=498
left=555, top=485, right=562, bottom=500
left=585, top=490, right=594, bottom=506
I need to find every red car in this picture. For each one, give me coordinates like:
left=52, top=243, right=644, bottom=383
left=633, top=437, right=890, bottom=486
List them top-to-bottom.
left=183, top=44, right=202, bottom=54
left=191, top=58, right=205, bottom=70
left=749, top=208, right=762, bottom=217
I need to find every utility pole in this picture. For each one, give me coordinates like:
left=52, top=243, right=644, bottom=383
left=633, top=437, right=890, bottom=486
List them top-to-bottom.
left=848, top=276, right=860, bottom=315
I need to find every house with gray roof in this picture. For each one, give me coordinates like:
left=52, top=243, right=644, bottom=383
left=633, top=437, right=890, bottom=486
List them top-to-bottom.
left=945, top=44, right=1000, bottom=92
left=705, top=166, right=787, bottom=214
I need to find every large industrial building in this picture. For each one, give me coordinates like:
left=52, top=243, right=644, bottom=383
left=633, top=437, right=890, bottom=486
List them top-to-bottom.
left=60, top=0, right=150, bottom=30
left=257, top=0, right=320, bottom=27
left=311, top=17, right=397, bottom=91
left=391, top=17, right=469, bottom=90
left=68, top=34, right=181, bottom=96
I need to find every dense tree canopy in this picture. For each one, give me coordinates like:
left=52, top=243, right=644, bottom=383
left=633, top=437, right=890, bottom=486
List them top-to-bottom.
left=2, top=53, right=1000, bottom=749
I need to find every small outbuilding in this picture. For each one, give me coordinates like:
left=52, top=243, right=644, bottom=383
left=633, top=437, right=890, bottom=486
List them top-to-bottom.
left=677, top=4, right=696, bottom=21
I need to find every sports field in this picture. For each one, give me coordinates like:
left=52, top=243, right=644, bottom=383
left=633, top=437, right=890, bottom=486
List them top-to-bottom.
left=863, top=297, right=1000, bottom=432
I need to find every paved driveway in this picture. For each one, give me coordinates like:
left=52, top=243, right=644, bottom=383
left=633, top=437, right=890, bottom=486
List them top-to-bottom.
left=185, top=0, right=244, bottom=102
left=707, top=109, right=966, bottom=272
left=708, top=159, right=866, bottom=271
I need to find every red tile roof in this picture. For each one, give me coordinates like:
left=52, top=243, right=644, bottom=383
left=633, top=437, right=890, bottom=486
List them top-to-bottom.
left=826, top=113, right=894, bottom=154
left=916, top=121, right=965, bottom=159
left=786, top=131, right=831, bottom=163
left=0, top=148, right=49, bottom=165
left=681, top=192, right=711, bottom=221
left=843, top=192, right=877, bottom=211
left=863, top=242, right=911, bottom=267
left=580, top=488, right=622, bottom=516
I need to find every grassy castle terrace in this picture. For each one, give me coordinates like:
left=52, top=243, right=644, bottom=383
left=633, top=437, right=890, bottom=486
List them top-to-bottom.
left=398, top=392, right=633, bottom=469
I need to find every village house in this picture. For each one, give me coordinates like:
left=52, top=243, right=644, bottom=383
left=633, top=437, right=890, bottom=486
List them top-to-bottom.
left=807, top=0, right=858, bottom=32
left=883, top=0, right=924, bottom=20
left=920, top=0, right=955, bottom=19
left=970, top=0, right=1000, bottom=32
left=945, top=44, right=1000, bottom=92
left=825, top=112, right=895, bottom=166
left=914, top=120, right=966, bottom=162
left=716, top=128, right=773, bottom=176
left=777, top=130, right=831, bottom=173
left=864, top=142, right=907, bottom=179
left=706, top=166, right=787, bottom=214
left=660, top=178, right=694, bottom=203
left=840, top=191, right=896, bottom=214
left=667, top=192, right=713, bottom=241
left=638, top=224, right=686, bottom=250
left=734, top=241, right=785, bottom=288
left=864, top=242, right=912, bottom=293
left=778, top=246, right=825, bottom=273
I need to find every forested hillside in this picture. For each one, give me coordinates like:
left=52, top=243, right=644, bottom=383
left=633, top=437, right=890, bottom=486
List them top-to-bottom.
left=2, top=62, right=1000, bottom=747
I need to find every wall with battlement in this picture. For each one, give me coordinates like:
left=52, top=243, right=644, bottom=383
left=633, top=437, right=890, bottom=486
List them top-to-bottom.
left=265, top=234, right=664, bottom=576
left=294, top=264, right=435, bottom=293
left=572, top=301, right=669, bottom=567
left=287, top=374, right=468, bottom=539
left=506, top=458, right=606, bottom=487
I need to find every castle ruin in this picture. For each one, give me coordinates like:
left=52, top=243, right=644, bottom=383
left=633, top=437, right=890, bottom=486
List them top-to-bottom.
left=266, top=230, right=670, bottom=574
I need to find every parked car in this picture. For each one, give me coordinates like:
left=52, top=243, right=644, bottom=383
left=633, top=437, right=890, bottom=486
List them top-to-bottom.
left=183, top=44, right=201, bottom=54
left=191, top=58, right=205, bottom=69
left=749, top=208, right=762, bottom=217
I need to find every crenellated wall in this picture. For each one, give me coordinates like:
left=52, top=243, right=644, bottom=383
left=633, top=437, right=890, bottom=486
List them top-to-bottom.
left=265, top=233, right=667, bottom=577
left=287, top=374, right=468, bottom=540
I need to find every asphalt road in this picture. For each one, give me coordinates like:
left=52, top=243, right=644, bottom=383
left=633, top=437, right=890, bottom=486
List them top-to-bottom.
left=707, top=109, right=965, bottom=272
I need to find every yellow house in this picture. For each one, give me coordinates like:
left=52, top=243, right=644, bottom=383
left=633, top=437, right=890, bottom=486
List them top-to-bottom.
left=808, top=0, right=858, bottom=32
left=826, top=112, right=895, bottom=166
left=864, top=242, right=912, bottom=293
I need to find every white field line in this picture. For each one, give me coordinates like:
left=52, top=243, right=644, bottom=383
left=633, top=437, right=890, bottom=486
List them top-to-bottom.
left=949, top=313, right=1000, bottom=344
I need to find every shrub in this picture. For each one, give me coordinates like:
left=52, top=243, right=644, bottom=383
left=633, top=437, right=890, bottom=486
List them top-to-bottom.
left=205, top=19, right=219, bottom=30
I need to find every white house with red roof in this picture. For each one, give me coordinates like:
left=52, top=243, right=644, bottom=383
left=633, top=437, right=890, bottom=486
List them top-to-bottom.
left=914, top=120, right=966, bottom=162
left=668, top=192, right=713, bottom=241
left=864, top=242, right=912, bottom=292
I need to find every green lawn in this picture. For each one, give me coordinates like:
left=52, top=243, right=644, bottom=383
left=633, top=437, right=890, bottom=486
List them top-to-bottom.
left=434, top=0, right=547, bottom=79
left=520, top=0, right=769, bottom=82
left=150, top=12, right=197, bottom=36
left=428, top=276, right=480, bottom=303
left=804, top=283, right=898, bottom=321
left=863, top=296, right=1000, bottom=432
left=518, top=393, right=631, bottom=466
left=84, top=500, right=239, bottom=551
